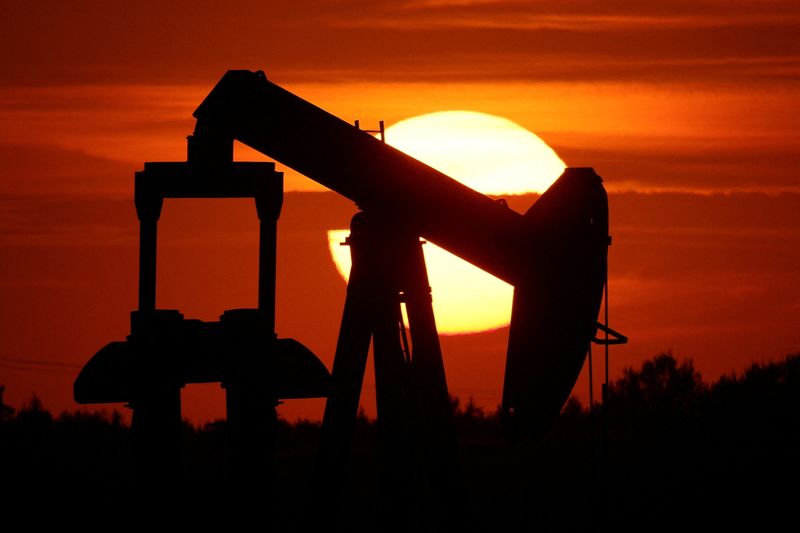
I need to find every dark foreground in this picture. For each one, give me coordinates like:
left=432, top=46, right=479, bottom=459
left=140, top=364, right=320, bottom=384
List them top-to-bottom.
left=2, top=352, right=798, bottom=531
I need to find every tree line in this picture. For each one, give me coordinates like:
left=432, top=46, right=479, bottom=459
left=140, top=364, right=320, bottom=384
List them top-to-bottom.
left=1, top=352, right=798, bottom=530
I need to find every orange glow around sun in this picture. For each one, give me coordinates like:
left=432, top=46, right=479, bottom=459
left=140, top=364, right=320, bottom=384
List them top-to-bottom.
left=327, top=111, right=566, bottom=334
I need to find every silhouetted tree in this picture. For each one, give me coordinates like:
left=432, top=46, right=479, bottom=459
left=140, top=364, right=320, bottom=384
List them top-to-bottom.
left=606, top=352, right=705, bottom=431
left=613, top=352, right=703, bottom=403
left=3, top=353, right=800, bottom=529
left=708, top=353, right=800, bottom=438
left=0, top=385, right=15, bottom=423
left=15, top=393, right=53, bottom=431
left=560, top=396, right=585, bottom=417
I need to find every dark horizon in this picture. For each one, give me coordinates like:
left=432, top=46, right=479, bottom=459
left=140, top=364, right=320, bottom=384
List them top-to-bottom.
left=3, top=351, right=798, bottom=529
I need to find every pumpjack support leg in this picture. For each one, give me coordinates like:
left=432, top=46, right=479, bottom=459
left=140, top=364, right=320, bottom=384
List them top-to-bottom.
left=316, top=211, right=461, bottom=529
left=224, top=379, right=277, bottom=517
left=130, top=380, right=182, bottom=507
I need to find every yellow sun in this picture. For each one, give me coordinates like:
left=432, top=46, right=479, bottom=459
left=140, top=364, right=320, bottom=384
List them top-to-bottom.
left=327, top=111, right=566, bottom=334
left=384, top=111, right=565, bottom=195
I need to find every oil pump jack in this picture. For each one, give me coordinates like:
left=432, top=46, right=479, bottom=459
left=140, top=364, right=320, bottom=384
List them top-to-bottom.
left=75, top=70, right=625, bottom=522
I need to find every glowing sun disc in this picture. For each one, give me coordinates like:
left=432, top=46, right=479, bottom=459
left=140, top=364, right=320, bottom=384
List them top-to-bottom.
left=327, top=110, right=566, bottom=334
left=385, top=111, right=565, bottom=195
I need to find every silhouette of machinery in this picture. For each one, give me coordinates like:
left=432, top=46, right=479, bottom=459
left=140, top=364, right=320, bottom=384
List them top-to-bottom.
left=75, top=70, right=625, bottom=520
left=74, top=154, right=330, bottom=507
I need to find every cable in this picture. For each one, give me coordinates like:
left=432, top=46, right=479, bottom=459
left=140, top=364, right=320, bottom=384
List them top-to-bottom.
left=0, top=357, right=81, bottom=369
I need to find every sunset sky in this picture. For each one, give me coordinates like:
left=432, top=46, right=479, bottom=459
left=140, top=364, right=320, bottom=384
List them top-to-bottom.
left=1, top=0, right=798, bottom=422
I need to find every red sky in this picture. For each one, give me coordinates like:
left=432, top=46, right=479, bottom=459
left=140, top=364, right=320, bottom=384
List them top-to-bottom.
left=0, top=0, right=798, bottom=422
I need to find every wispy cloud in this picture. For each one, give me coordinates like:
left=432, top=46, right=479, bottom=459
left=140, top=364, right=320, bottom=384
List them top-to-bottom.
left=1, top=1, right=798, bottom=86
left=353, top=13, right=800, bottom=32
left=0, top=194, right=134, bottom=247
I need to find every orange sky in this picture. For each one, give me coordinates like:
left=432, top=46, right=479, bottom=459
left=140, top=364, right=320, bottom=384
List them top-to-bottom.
left=0, top=0, right=798, bottom=422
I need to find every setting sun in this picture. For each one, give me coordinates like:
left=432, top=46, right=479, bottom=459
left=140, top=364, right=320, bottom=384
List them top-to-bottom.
left=327, top=111, right=566, bottom=334
left=383, top=111, right=565, bottom=195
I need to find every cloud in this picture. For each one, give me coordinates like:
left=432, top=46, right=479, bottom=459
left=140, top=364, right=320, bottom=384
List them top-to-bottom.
left=1, top=1, right=798, bottom=86
left=362, top=3, right=800, bottom=32
left=2, top=78, right=797, bottom=196
left=555, top=137, right=800, bottom=193
left=0, top=143, right=132, bottom=196
left=0, top=193, right=134, bottom=248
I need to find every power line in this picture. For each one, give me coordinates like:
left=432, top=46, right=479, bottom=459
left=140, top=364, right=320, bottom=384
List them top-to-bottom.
left=0, top=357, right=82, bottom=376
left=0, top=357, right=81, bottom=368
